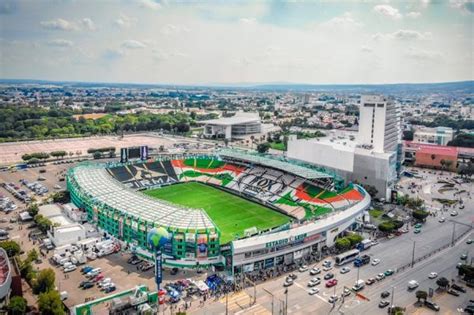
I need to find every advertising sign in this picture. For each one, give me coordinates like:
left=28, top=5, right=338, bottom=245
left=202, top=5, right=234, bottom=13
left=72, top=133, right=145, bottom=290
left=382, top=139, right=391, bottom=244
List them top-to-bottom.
left=140, top=145, right=149, bottom=160
left=120, top=148, right=128, bottom=163
left=155, top=251, right=162, bottom=288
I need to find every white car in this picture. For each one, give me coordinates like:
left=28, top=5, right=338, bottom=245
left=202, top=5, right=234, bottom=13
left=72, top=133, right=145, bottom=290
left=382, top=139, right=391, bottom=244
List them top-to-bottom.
left=450, top=211, right=458, bottom=216
left=439, top=217, right=445, bottom=223
left=371, top=240, right=379, bottom=246
left=371, top=259, right=381, bottom=266
left=322, top=260, right=332, bottom=267
left=63, top=265, right=77, bottom=273
left=299, top=265, right=309, bottom=272
left=323, top=266, right=333, bottom=272
left=310, top=267, right=321, bottom=275
left=340, top=267, right=351, bottom=274
left=428, top=272, right=438, bottom=279
left=376, top=273, right=385, bottom=281
left=307, top=277, right=321, bottom=287
left=99, top=278, right=112, bottom=287
left=308, top=288, right=320, bottom=295
left=343, top=288, right=351, bottom=297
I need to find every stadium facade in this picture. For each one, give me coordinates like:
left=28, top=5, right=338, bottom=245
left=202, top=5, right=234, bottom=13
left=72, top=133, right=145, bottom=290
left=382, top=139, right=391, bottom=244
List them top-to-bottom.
left=67, top=150, right=370, bottom=272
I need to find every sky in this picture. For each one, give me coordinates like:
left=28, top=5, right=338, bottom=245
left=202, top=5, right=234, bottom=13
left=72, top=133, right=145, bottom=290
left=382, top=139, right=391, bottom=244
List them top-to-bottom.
left=0, top=0, right=473, bottom=85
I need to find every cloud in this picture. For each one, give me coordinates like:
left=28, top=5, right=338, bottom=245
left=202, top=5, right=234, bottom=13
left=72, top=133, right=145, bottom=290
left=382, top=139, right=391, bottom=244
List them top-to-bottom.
left=139, top=0, right=161, bottom=10
left=420, top=0, right=430, bottom=8
left=449, top=0, right=474, bottom=14
left=373, top=5, right=403, bottom=20
left=323, top=12, right=362, bottom=28
left=407, top=12, right=421, bottom=18
left=115, top=14, right=135, bottom=28
left=239, top=17, right=257, bottom=25
left=40, top=18, right=78, bottom=31
left=80, top=18, right=96, bottom=31
left=160, top=24, right=190, bottom=35
left=373, top=29, right=432, bottom=41
left=46, top=39, right=74, bottom=47
left=121, top=40, right=147, bottom=49
left=360, top=45, right=373, bottom=53
left=405, top=47, right=443, bottom=60
left=102, top=48, right=126, bottom=60
left=152, top=49, right=187, bottom=61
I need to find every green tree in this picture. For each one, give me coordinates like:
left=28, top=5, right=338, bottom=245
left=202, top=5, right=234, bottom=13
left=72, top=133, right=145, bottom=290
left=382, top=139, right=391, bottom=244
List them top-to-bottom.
left=257, top=142, right=271, bottom=154
left=50, top=151, right=66, bottom=159
left=27, top=203, right=39, bottom=217
left=412, top=210, right=429, bottom=221
left=34, top=215, right=53, bottom=233
left=378, top=221, right=395, bottom=233
left=346, top=233, right=363, bottom=246
left=335, top=238, right=351, bottom=251
left=0, top=240, right=21, bottom=257
left=458, top=264, right=474, bottom=281
left=33, top=268, right=56, bottom=294
left=436, top=277, right=449, bottom=289
left=38, top=290, right=65, bottom=315
left=415, top=290, right=427, bottom=302
left=8, top=296, right=27, bottom=315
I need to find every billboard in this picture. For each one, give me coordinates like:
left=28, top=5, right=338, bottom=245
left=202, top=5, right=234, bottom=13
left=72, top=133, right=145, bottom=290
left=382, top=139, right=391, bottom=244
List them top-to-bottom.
left=140, top=145, right=149, bottom=160
left=128, top=147, right=141, bottom=159
left=120, top=148, right=128, bottom=163
left=196, top=234, right=208, bottom=258
left=155, top=251, right=163, bottom=288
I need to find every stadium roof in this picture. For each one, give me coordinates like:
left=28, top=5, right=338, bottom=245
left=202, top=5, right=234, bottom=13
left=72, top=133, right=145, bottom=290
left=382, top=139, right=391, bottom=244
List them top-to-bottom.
left=200, top=112, right=260, bottom=126
left=218, top=149, right=333, bottom=179
left=70, top=165, right=216, bottom=232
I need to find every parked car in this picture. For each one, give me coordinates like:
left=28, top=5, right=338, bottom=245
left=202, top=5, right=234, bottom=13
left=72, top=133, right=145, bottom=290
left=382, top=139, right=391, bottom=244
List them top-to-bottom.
left=450, top=211, right=458, bottom=216
left=438, top=217, right=445, bottom=223
left=414, top=228, right=421, bottom=234
left=371, top=259, right=380, bottom=266
left=64, top=265, right=77, bottom=273
left=299, top=265, right=309, bottom=272
left=323, top=266, right=333, bottom=272
left=310, top=267, right=321, bottom=275
left=340, top=267, right=351, bottom=274
left=384, top=270, right=394, bottom=276
left=288, top=273, right=297, bottom=280
left=324, top=273, right=334, bottom=280
left=376, top=273, right=385, bottom=281
left=307, top=278, right=321, bottom=287
left=366, top=278, right=376, bottom=285
left=326, top=279, right=338, bottom=288
left=82, top=282, right=94, bottom=289
left=451, top=283, right=466, bottom=293
left=104, top=285, right=116, bottom=293
left=308, top=288, right=319, bottom=295
left=343, top=288, right=351, bottom=297
left=447, top=289, right=460, bottom=296
left=381, top=291, right=390, bottom=298
left=328, top=295, right=339, bottom=303
left=379, top=300, right=390, bottom=308
left=424, top=300, right=440, bottom=311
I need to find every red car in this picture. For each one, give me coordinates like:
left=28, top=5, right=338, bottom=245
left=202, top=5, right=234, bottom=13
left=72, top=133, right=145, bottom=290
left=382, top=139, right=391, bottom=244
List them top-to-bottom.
left=93, top=274, right=104, bottom=282
left=326, top=279, right=338, bottom=288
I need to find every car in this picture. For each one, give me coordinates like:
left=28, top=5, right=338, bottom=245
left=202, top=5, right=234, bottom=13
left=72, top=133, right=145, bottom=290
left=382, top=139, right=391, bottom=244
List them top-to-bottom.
left=451, top=211, right=458, bottom=216
left=439, top=217, right=446, bottom=223
left=414, top=223, right=422, bottom=229
left=399, top=228, right=409, bottom=234
left=414, top=228, right=421, bottom=234
left=467, top=239, right=473, bottom=244
left=371, top=240, right=379, bottom=246
left=461, top=254, right=468, bottom=260
left=128, top=256, right=142, bottom=265
left=371, top=259, right=381, bottom=266
left=322, top=260, right=332, bottom=267
left=64, top=265, right=77, bottom=273
left=299, top=265, right=309, bottom=272
left=81, top=266, right=93, bottom=274
left=323, top=266, right=333, bottom=272
left=310, top=267, right=321, bottom=275
left=340, top=267, right=351, bottom=274
left=384, top=270, right=394, bottom=276
left=428, top=272, right=438, bottom=279
left=288, top=273, right=298, bottom=280
left=324, top=273, right=334, bottom=280
left=376, top=273, right=385, bottom=281
left=307, top=278, right=321, bottom=287
left=366, top=278, right=376, bottom=285
left=326, top=279, right=338, bottom=288
left=79, top=280, right=90, bottom=288
left=283, top=280, right=293, bottom=287
left=82, top=282, right=94, bottom=289
left=451, top=283, right=466, bottom=293
left=104, top=284, right=116, bottom=293
left=308, top=288, right=320, bottom=295
left=343, top=288, right=351, bottom=297
left=447, top=289, right=460, bottom=296
left=381, top=291, right=390, bottom=298
left=328, top=295, right=339, bottom=303
left=378, top=300, right=390, bottom=308
left=424, top=300, right=440, bottom=311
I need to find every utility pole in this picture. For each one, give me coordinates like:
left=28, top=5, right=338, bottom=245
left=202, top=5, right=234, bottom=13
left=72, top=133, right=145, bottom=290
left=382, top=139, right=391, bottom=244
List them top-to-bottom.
left=411, top=241, right=416, bottom=268
left=263, top=288, right=274, bottom=315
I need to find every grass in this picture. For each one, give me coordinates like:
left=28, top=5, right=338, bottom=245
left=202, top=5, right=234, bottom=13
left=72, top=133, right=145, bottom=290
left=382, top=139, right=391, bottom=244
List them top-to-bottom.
left=269, top=141, right=286, bottom=151
left=144, top=182, right=290, bottom=244
left=369, top=209, right=384, bottom=218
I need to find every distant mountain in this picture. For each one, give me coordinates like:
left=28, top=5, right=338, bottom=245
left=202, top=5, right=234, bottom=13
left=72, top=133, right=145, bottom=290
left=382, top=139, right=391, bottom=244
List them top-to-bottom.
left=0, top=78, right=472, bottom=94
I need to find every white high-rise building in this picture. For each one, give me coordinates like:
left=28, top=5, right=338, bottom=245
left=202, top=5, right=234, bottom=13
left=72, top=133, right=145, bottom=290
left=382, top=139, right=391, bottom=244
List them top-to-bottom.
left=358, top=95, right=398, bottom=153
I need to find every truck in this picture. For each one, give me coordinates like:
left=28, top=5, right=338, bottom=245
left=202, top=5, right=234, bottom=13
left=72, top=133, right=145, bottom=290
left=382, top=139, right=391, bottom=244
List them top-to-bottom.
left=356, top=239, right=373, bottom=251
left=97, top=245, right=115, bottom=257
left=70, top=250, right=87, bottom=265
left=353, top=254, right=371, bottom=267
left=352, top=279, right=365, bottom=291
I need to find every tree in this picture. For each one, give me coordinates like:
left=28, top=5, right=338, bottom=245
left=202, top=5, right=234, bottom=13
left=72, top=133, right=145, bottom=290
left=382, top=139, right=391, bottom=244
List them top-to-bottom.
left=402, top=130, right=414, bottom=141
left=257, top=142, right=271, bottom=154
left=50, top=151, right=66, bottom=159
left=27, top=203, right=39, bottom=217
left=412, top=210, right=429, bottom=221
left=34, top=215, right=53, bottom=233
left=378, top=221, right=395, bottom=233
left=346, top=233, right=363, bottom=246
left=335, top=238, right=351, bottom=251
left=0, top=240, right=21, bottom=257
left=458, top=264, right=474, bottom=282
left=33, top=268, right=56, bottom=294
left=436, top=277, right=449, bottom=289
left=38, top=290, right=65, bottom=315
left=415, top=290, right=427, bottom=302
left=8, top=296, right=27, bottom=315
left=390, top=306, right=405, bottom=315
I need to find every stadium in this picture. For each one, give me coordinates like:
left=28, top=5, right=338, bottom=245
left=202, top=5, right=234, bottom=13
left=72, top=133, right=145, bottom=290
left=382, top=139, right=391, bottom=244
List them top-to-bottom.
left=67, top=149, right=371, bottom=273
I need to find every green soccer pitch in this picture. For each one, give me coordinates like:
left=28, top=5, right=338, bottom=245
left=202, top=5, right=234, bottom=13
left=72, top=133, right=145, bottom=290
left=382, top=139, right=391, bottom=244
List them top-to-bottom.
left=143, top=182, right=290, bottom=244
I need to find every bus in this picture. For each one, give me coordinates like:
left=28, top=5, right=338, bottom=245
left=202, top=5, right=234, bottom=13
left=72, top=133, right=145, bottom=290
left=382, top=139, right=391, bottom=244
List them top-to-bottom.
left=335, top=249, right=360, bottom=266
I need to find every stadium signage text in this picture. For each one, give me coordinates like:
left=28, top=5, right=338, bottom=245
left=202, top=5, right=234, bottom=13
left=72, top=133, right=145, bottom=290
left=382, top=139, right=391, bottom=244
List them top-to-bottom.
left=265, top=233, right=307, bottom=248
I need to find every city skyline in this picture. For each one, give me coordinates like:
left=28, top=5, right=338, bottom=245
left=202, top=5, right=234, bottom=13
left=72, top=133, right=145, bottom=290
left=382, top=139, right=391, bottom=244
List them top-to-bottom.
left=1, top=0, right=473, bottom=85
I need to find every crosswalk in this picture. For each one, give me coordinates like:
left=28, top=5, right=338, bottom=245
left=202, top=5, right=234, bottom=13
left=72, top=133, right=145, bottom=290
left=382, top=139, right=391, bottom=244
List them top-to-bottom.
left=219, top=291, right=271, bottom=315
